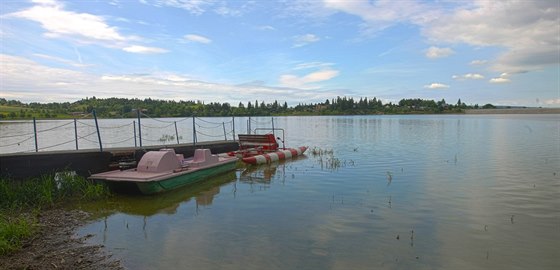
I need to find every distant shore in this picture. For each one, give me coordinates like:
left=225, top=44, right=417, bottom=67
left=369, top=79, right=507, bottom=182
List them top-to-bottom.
left=464, top=108, right=560, bottom=114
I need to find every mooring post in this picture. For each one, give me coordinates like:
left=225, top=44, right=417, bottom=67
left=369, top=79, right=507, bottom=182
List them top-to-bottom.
left=92, top=109, right=103, bottom=152
left=137, top=109, right=142, bottom=147
left=192, top=116, right=197, bottom=147
left=232, top=116, right=236, bottom=142
left=248, top=116, right=251, bottom=134
left=33, top=117, right=38, bottom=152
left=272, top=117, right=275, bottom=137
left=74, top=118, right=78, bottom=150
left=133, top=120, right=137, bottom=147
left=174, top=121, right=179, bottom=144
left=223, top=122, right=227, bottom=141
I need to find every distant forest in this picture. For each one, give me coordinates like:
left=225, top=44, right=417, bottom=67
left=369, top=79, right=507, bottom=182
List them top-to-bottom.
left=0, top=97, right=495, bottom=120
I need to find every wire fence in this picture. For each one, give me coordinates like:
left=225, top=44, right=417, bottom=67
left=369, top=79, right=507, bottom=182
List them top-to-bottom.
left=0, top=111, right=279, bottom=154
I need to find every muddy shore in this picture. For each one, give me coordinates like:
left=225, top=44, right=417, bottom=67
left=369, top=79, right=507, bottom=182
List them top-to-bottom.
left=0, top=209, right=123, bottom=270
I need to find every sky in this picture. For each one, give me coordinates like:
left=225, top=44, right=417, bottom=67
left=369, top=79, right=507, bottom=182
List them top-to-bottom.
left=0, top=0, right=559, bottom=107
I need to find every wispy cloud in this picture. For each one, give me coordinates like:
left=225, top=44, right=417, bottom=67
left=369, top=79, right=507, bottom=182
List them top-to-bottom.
left=7, top=0, right=167, bottom=54
left=323, top=1, right=558, bottom=74
left=257, top=25, right=275, bottom=31
left=184, top=34, right=212, bottom=44
left=293, top=34, right=320, bottom=48
left=425, top=46, right=454, bottom=59
left=32, top=53, right=92, bottom=68
left=0, top=54, right=341, bottom=104
left=470, top=59, right=487, bottom=65
left=293, top=62, right=334, bottom=70
left=280, top=69, right=339, bottom=88
left=452, top=73, right=484, bottom=80
left=424, top=83, right=450, bottom=89
left=543, top=98, right=560, bottom=105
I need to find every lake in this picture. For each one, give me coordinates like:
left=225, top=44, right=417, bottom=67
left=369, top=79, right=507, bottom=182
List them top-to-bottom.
left=27, top=114, right=560, bottom=269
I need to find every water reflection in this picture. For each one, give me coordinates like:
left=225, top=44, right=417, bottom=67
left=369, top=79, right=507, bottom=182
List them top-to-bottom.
left=83, top=171, right=237, bottom=217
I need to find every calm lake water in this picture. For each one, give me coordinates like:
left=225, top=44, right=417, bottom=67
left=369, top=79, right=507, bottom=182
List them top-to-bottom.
left=71, top=114, right=558, bottom=269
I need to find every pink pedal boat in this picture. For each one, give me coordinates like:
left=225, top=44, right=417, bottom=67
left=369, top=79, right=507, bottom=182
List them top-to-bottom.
left=89, top=148, right=237, bottom=194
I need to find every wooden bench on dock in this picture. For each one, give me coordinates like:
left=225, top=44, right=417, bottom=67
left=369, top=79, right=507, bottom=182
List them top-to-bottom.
left=238, top=134, right=279, bottom=152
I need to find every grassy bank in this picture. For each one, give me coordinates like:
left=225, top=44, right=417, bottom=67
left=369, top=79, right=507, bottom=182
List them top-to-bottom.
left=0, top=172, right=111, bottom=255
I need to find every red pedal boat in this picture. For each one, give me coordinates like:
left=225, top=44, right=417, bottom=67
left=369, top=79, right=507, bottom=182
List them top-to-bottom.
left=228, top=130, right=307, bottom=165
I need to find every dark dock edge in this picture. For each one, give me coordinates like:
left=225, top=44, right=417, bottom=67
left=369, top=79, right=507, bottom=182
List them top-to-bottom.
left=0, top=140, right=239, bottom=180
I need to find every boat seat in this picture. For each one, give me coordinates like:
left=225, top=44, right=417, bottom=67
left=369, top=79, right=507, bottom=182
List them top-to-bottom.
left=238, top=134, right=279, bottom=152
left=137, top=149, right=181, bottom=173
left=188, top=149, right=219, bottom=167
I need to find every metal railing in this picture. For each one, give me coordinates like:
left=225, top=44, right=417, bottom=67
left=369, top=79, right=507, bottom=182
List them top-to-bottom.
left=0, top=110, right=280, bottom=154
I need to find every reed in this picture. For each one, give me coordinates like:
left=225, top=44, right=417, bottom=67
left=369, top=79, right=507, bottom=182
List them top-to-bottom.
left=0, top=172, right=111, bottom=255
left=0, top=172, right=110, bottom=210
left=0, top=213, right=34, bottom=255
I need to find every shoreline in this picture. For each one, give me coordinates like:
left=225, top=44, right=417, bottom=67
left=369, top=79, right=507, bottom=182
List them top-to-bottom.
left=0, top=107, right=558, bottom=122
left=464, top=108, right=560, bottom=114
left=0, top=208, right=123, bottom=270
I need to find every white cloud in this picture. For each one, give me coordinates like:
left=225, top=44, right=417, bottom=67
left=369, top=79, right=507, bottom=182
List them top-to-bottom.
left=7, top=0, right=166, bottom=54
left=10, top=1, right=125, bottom=42
left=424, top=1, right=559, bottom=73
left=184, top=34, right=212, bottom=44
left=293, top=34, right=320, bottom=47
left=122, top=45, right=168, bottom=54
left=425, top=46, right=454, bottom=59
left=279, top=69, right=339, bottom=88
left=489, top=72, right=511, bottom=83
left=452, top=73, right=484, bottom=80
left=489, top=77, right=510, bottom=84
left=424, top=83, right=449, bottom=89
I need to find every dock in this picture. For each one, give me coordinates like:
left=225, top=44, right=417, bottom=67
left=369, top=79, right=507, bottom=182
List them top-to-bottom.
left=0, top=141, right=238, bottom=180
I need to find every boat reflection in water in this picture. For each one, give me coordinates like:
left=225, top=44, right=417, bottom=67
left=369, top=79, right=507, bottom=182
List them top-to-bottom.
left=239, top=155, right=308, bottom=187
left=83, top=170, right=238, bottom=217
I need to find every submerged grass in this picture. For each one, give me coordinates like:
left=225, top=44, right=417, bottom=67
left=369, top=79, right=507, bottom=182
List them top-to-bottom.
left=310, top=147, right=355, bottom=171
left=0, top=172, right=111, bottom=255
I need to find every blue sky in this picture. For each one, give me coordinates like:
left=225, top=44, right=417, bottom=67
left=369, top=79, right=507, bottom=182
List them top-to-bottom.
left=1, top=0, right=558, bottom=107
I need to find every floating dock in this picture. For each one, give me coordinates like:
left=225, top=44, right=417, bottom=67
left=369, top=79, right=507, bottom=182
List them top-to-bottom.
left=0, top=141, right=238, bottom=180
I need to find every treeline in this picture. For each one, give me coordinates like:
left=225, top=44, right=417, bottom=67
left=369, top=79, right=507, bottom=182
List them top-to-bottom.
left=0, top=97, right=494, bottom=119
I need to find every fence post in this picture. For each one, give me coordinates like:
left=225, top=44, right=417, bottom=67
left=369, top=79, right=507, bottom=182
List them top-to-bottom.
left=92, top=109, right=103, bottom=152
left=137, top=109, right=142, bottom=147
left=192, top=116, right=197, bottom=147
left=232, top=116, right=236, bottom=142
left=33, top=117, right=38, bottom=152
left=272, top=117, right=275, bottom=137
left=74, top=118, right=78, bottom=150
left=133, top=120, right=137, bottom=147
left=174, top=121, right=180, bottom=144
left=223, top=122, right=227, bottom=141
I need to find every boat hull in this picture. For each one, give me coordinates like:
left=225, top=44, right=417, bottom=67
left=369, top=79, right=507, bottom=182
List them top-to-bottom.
left=241, top=146, right=307, bottom=165
left=90, top=158, right=238, bottom=195
left=135, top=160, right=237, bottom=194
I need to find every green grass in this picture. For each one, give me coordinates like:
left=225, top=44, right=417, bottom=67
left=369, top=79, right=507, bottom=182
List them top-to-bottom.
left=0, top=172, right=111, bottom=255
left=0, top=172, right=111, bottom=210
left=0, top=214, right=34, bottom=255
